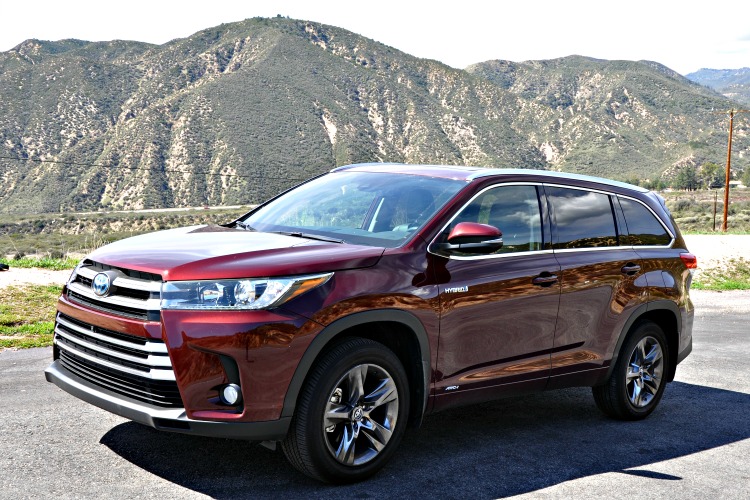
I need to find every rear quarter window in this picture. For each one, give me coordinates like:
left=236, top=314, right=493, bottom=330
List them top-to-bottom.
left=618, top=197, right=672, bottom=246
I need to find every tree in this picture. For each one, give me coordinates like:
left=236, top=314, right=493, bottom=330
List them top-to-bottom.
left=700, top=162, right=724, bottom=189
left=673, top=166, right=698, bottom=191
left=742, top=166, right=750, bottom=188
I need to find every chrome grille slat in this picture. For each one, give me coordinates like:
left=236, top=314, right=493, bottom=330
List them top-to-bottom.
left=67, top=264, right=162, bottom=319
left=77, top=266, right=162, bottom=292
left=67, top=282, right=161, bottom=310
left=56, top=314, right=167, bottom=354
left=55, top=326, right=172, bottom=368
left=55, top=336, right=176, bottom=381
left=59, top=350, right=182, bottom=408
left=60, top=352, right=178, bottom=403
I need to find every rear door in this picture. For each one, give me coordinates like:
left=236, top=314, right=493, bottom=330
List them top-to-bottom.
left=433, top=184, right=561, bottom=410
left=544, top=185, right=643, bottom=388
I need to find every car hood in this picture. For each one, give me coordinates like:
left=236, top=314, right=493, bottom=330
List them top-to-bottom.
left=87, top=225, right=385, bottom=281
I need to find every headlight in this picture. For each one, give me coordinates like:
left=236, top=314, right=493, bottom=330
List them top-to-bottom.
left=160, top=273, right=332, bottom=310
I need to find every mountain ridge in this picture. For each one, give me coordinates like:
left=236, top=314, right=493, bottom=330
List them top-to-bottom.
left=0, top=17, right=747, bottom=213
left=686, top=67, right=750, bottom=106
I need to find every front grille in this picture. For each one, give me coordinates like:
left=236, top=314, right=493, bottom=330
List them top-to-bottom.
left=66, top=262, right=162, bottom=321
left=67, top=291, right=157, bottom=321
left=54, top=313, right=182, bottom=408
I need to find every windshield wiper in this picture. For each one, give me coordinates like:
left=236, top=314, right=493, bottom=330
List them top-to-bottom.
left=235, top=220, right=256, bottom=231
left=272, top=231, right=346, bottom=244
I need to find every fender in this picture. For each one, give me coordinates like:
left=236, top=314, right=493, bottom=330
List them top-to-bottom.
left=604, top=299, right=681, bottom=381
left=280, top=309, right=432, bottom=423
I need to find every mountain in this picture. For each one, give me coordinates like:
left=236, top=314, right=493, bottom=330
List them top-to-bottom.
left=0, top=17, right=746, bottom=213
left=466, top=56, right=746, bottom=179
left=686, top=68, right=750, bottom=106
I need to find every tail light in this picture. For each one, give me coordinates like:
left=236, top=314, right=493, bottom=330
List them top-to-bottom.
left=680, top=253, right=698, bottom=269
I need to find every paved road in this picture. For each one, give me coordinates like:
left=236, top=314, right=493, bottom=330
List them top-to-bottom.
left=1, top=291, right=748, bottom=499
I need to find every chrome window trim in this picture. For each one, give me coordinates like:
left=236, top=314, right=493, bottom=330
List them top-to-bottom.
left=466, top=169, right=649, bottom=193
left=428, top=181, right=676, bottom=261
left=552, top=246, right=648, bottom=254
left=439, top=249, right=556, bottom=261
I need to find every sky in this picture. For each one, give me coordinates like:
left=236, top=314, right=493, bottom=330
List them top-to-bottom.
left=1, top=0, right=749, bottom=75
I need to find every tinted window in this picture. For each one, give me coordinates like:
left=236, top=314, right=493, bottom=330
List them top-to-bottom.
left=444, top=185, right=543, bottom=255
left=546, top=187, right=617, bottom=249
left=618, top=197, right=671, bottom=246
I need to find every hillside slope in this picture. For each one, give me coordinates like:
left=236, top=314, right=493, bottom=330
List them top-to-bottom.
left=466, top=56, right=746, bottom=178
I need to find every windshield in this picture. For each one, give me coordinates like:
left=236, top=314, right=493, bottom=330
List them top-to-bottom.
left=240, top=171, right=466, bottom=248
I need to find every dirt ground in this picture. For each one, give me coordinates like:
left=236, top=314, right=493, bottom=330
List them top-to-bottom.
left=0, top=234, right=747, bottom=289
left=681, top=234, right=749, bottom=269
left=0, top=267, right=71, bottom=288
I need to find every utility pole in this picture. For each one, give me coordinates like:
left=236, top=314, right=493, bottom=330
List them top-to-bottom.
left=720, top=109, right=749, bottom=232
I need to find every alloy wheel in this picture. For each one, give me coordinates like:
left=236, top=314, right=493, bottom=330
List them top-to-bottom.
left=626, top=335, right=664, bottom=408
left=322, top=363, right=399, bottom=466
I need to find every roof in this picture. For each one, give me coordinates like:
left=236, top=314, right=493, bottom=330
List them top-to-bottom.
left=332, top=163, right=649, bottom=193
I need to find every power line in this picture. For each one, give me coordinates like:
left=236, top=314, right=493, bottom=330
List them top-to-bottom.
left=0, top=155, right=317, bottom=182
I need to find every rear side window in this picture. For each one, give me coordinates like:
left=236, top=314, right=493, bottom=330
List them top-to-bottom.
left=546, top=187, right=617, bottom=249
left=618, top=197, right=672, bottom=246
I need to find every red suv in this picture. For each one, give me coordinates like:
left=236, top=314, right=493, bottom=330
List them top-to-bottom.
left=46, top=164, right=696, bottom=483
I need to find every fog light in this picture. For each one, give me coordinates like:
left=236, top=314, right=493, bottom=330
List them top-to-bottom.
left=220, top=384, right=242, bottom=406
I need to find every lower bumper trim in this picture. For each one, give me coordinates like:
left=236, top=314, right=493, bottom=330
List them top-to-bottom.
left=44, top=360, right=290, bottom=441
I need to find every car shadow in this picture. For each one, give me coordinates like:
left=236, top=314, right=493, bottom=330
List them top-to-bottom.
left=100, top=381, right=749, bottom=498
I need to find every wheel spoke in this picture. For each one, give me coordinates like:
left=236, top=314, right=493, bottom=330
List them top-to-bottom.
left=635, top=340, right=646, bottom=366
left=644, top=343, right=663, bottom=367
left=626, top=364, right=640, bottom=382
left=347, top=365, right=368, bottom=403
left=642, top=376, right=660, bottom=396
left=363, top=378, right=397, bottom=408
left=631, top=379, right=643, bottom=406
left=324, top=403, right=350, bottom=427
left=360, top=418, right=392, bottom=452
left=335, top=424, right=357, bottom=465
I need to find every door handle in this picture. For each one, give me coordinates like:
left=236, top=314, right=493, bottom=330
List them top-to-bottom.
left=621, top=263, right=641, bottom=276
left=532, top=273, right=558, bottom=287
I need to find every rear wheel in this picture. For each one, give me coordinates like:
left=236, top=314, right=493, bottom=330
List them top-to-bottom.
left=593, top=321, right=670, bottom=420
left=281, top=337, right=409, bottom=483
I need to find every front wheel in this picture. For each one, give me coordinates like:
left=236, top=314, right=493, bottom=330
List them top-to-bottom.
left=593, top=320, right=670, bottom=420
left=281, top=337, right=410, bottom=483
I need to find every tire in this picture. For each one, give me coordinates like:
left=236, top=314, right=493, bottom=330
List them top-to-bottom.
left=593, top=320, right=670, bottom=420
left=281, top=337, right=410, bottom=483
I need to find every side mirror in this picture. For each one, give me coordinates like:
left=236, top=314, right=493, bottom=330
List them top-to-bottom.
left=433, top=222, right=503, bottom=254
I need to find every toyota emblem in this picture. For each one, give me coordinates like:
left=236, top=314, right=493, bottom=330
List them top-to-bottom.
left=92, top=273, right=111, bottom=297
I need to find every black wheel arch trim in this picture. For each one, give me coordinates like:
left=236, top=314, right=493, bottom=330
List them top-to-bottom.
left=604, top=300, right=681, bottom=382
left=281, top=309, right=431, bottom=425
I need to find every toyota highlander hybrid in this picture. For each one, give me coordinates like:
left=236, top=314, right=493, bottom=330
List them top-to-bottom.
left=45, top=163, right=696, bottom=483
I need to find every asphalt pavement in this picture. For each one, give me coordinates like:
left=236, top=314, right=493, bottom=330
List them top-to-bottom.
left=1, top=290, right=748, bottom=499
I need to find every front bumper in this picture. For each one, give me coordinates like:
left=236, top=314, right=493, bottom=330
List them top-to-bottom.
left=45, top=360, right=291, bottom=441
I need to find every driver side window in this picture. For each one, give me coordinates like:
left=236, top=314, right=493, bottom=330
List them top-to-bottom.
left=449, top=185, right=543, bottom=254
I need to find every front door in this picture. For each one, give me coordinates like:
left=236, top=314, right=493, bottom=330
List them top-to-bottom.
left=432, top=184, right=560, bottom=410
